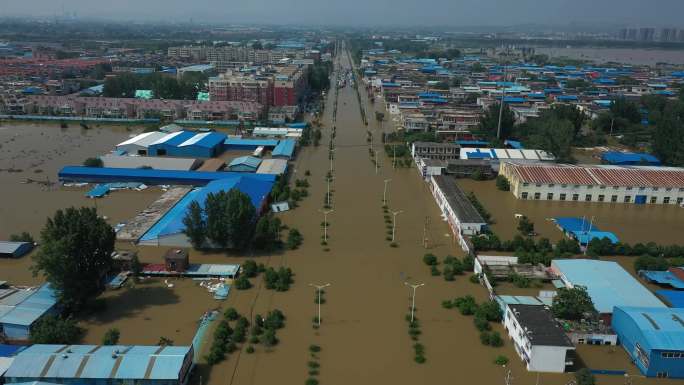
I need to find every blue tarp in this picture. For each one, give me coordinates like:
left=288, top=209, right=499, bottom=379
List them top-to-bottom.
left=457, top=140, right=489, bottom=146
left=505, top=140, right=523, bottom=149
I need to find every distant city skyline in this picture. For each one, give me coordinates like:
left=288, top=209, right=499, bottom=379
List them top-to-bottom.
left=2, top=0, right=684, bottom=28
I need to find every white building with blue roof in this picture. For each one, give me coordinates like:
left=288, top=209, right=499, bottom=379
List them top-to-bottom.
left=0, top=284, right=57, bottom=341
left=612, top=307, right=684, bottom=378
left=4, top=344, right=193, bottom=385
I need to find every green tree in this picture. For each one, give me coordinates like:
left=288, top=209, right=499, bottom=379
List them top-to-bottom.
left=477, top=103, right=515, bottom=140
left=652, top=110, right=684, bottom=166
left=527, top=117, right=575, bottom=163
left=83, top=157, right=103, bottom=167
left=495, top=175, right=510, bottom=191
left=225, top=189, right=256, bottom=250
left=205, top=191, right=230, bottom=247
left=182, top=201, right=206, bottom=249
left=32, top=207, right=115, bottom=312
left=253, top=215, right=281, bottom=251
left=517, top=216, right=535, bottom=236
left=286, top=229, right=303, bottom=250
left=9, top=231, right=34, bottom=243
left=234, top=275, right=252, bottom=290
left=551, top=286, right=595, bottom=320
left=30, top=315, right=82, bottom=344
left=102, top=328, right=120, bottom=345
left=575, top=368, right=596, bottom=385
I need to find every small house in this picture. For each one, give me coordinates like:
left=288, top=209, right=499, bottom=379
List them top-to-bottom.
left=164, top=249, right=189, bottom=272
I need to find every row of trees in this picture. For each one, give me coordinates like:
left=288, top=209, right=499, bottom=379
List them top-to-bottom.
left=103, top=72, right=207, bottom=100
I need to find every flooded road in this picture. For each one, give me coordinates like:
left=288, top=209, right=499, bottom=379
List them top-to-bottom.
left=0, top=46, right=674, bottom=385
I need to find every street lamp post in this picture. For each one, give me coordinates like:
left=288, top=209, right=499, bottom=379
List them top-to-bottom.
left=329, top=149, right=335, bottom=173
left=374, top=150, right=380, bottom=174
left=326, top=176, right=335, bottom=208
left=383, top=179, right=392, bottom=206
left=319, top=209, right=334, bottom=242
left=391, top=210, right=403, bottom=242
left=404, top=281, right=424, bottom=323
left=309, top=283, right=331, bottom=326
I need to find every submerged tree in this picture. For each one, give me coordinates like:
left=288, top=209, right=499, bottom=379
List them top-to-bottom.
left=183, top=200, right=206, bottom=248
left=32, top=207, right=115, bottom=312
left=551, top=286, right=595, bottom=320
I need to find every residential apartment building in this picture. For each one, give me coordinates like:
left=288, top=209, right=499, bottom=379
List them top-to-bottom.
left=208, top=73, right=273, bottom=106
left=4, top=95, right=263, bottom=122
left=401, top=112, right=429, bottom=132
left=411, top=141, right=460, bottom=160
left=499, top=161, right=684, bottom=205
left=503, top=304, right=575, bottom=373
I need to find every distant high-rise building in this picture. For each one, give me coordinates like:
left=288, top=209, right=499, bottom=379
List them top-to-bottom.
left=638, top=27, right=656, bottom=42
left=659, top=28, right=679, bottom=42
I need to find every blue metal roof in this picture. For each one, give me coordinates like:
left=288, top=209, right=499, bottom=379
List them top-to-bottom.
left=286, top=122, right=307, bottom=128
left=150, top=131, right=196, bottom=147
left=186, top=132, right=226, bottom=148
left=224, top=138, right=280, bottom=147
left=272, top=139, right=295, bottom=158
left=456, top=140, right=489, bottom=146
left=505, top=140, right=523, bottom=149
left=601, top=151, right=660, bottom=165
left=229, top=156, right=262, bottom=169
left=59, top=166, right=275, bottom=186
left=140, top=176, right=274, bottom=240
left=554, top=217, right=618, bottom=245
left=553, top=259, right=666, bottom=313
left=641, top=271, right=684, bottom=289
left=0, top=284, right=56, bottom=327
left=656, top=290, right=684, bottom=308
left=613, top=306, right=684, bottom=351
left=0, top=344, right=26, bottom=357
left=5, top=344, right=191, bottom=380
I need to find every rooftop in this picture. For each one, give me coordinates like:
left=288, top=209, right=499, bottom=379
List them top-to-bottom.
left=432, top=175, right=486, bottom=224
left=553, top=259, right=666, bottom=313
left=0, top=284, right=57, bottom=327
left=509, top=304, right=573, bottom=347
left=614, top=306, right=684, bottom=351
left=5, top=344, right=191, bottom=380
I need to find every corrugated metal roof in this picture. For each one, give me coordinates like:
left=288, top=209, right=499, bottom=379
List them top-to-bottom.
left=149, top=131, right=196, bottom=147
left=116, top=132, right=167, bottom=148
left=178, top=132, right=226, bottom=148
left=224, top=138, right=280, bottom=147
left=272, top=139, right=296, bottom=158
left=100, top=155, right=199, bottom=171
left=228, top=156, right=262, bottom=169
left=0, top=242, right=31, bottom=254
left=553, top=259, right=665, bottom=314
left=0, top=285, right=56, bottom=327
left=614, top=306, right=684, bottom=350
left=5, top=345, right=191, bottom=380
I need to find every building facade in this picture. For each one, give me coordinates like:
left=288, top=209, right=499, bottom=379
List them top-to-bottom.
left=499, top=161, right=684, bottom=205
left=503, top=304, right=575, bottom=373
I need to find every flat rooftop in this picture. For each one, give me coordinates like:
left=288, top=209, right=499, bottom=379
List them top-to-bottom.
left=432, top=175, right=486, bottom=224
left=509, top=304, right=573, bottom=347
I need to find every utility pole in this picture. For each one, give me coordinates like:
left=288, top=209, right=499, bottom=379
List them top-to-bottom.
left=496, top=63, right=507, bottom=140
left=392, top=144, right=396, bottom=169
left=329, top=149, right=335, bottom=173
left=374, top=149, right=380, bottom=174
left=326, top=176, right=335, bottom=208
left=383, top=179, right=392, bottom=206
left=319, top=209, right=334, bottom=242
left=391, top=210, right=403, bottom=242
left=422, top=216, right=430, bottom=249
left=404, top=281, right=424, bottom=323
left=309, top=283, right=331, bottom=327
left=504, top=368, right=514, bottom=385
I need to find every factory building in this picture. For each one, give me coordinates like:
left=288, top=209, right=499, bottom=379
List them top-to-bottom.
left=118, top=131, right=227, bottom=158
left=100, top=155, right=201, bottom=171
left=228, top=156, right=262, bottom=172
left=499, top=161, right=684, bottom=205
left=551, top=259, right=666, bottom=323
left=0, top=284, right=57, bottom=341
left=503, top=304, right=575, bottom=373
left=612, top=307, right=684, bottom=379
left=4, top=344, right=194, bottom=385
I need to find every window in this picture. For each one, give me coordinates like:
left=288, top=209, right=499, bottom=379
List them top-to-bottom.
left=523, top=183, right=529, bottom=187
left=535, top=184, right=542, bottom=188
left=548, top=184, right=555, bottom=188
left=561, top=184, right=568, bottom=188
left=573, top=185, right=580, bottom=188
left=587, top=185, right=593, bottom=190
left=599, top=185, right=606, bottom=190
left=613, top=186, right=619, bottom=190
left=627, top=187, right=633, bottom=191
left=639, top=187, right=646, bottom=191
left=653, top=187, right=659, bottom=192
left=666, top=188, right=672, bottom=192
left=521, top=192, right=528, bottom=199
left=534, top=192, right=541, bottom=200
left=547, top=193, right=554, bottom=200
left=560, top=193, right=567, bottom=201
left=572, top=194, right=579, bottom=201
left=585, top=194, right=592, bottom=202
left=598, top=195, right=605, bottom=202
left=611, top=195, right=618, bottom=202
left=624, top=196, right=632, bottom=203
left=650, top=196, right=657, bottom=204
left=664, top=197, right=670, bottom=204
left=678, top=198, right=683, bottom=205
left=635, top=343, right=650, bottom=368
left=656, top=372, right=668, bottom=379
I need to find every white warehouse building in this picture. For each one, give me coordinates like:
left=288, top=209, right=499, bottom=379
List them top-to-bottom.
left=499, top=161, right=684, bottom=205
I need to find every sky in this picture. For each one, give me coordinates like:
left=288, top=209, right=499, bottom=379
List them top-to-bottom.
left=2, top=0, right=684, bottom=27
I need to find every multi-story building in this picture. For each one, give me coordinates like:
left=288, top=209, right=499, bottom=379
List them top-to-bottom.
left=208, top=72, right=273, bottom=106
left=401, top=111, right=429, bottom=132
left=411, top=141, right=460, bottom=160
left=499, top=161, right=684, bottom=205
left=503, top=304, right=575, bottom=373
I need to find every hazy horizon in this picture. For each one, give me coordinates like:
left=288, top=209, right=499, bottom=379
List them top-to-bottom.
left=2, top=0, right=684, bottom=28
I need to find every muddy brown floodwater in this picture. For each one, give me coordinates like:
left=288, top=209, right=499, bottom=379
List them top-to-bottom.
left=0, top=46, right=674, bottom=385
left=458, top=179, right=684, bottom=246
